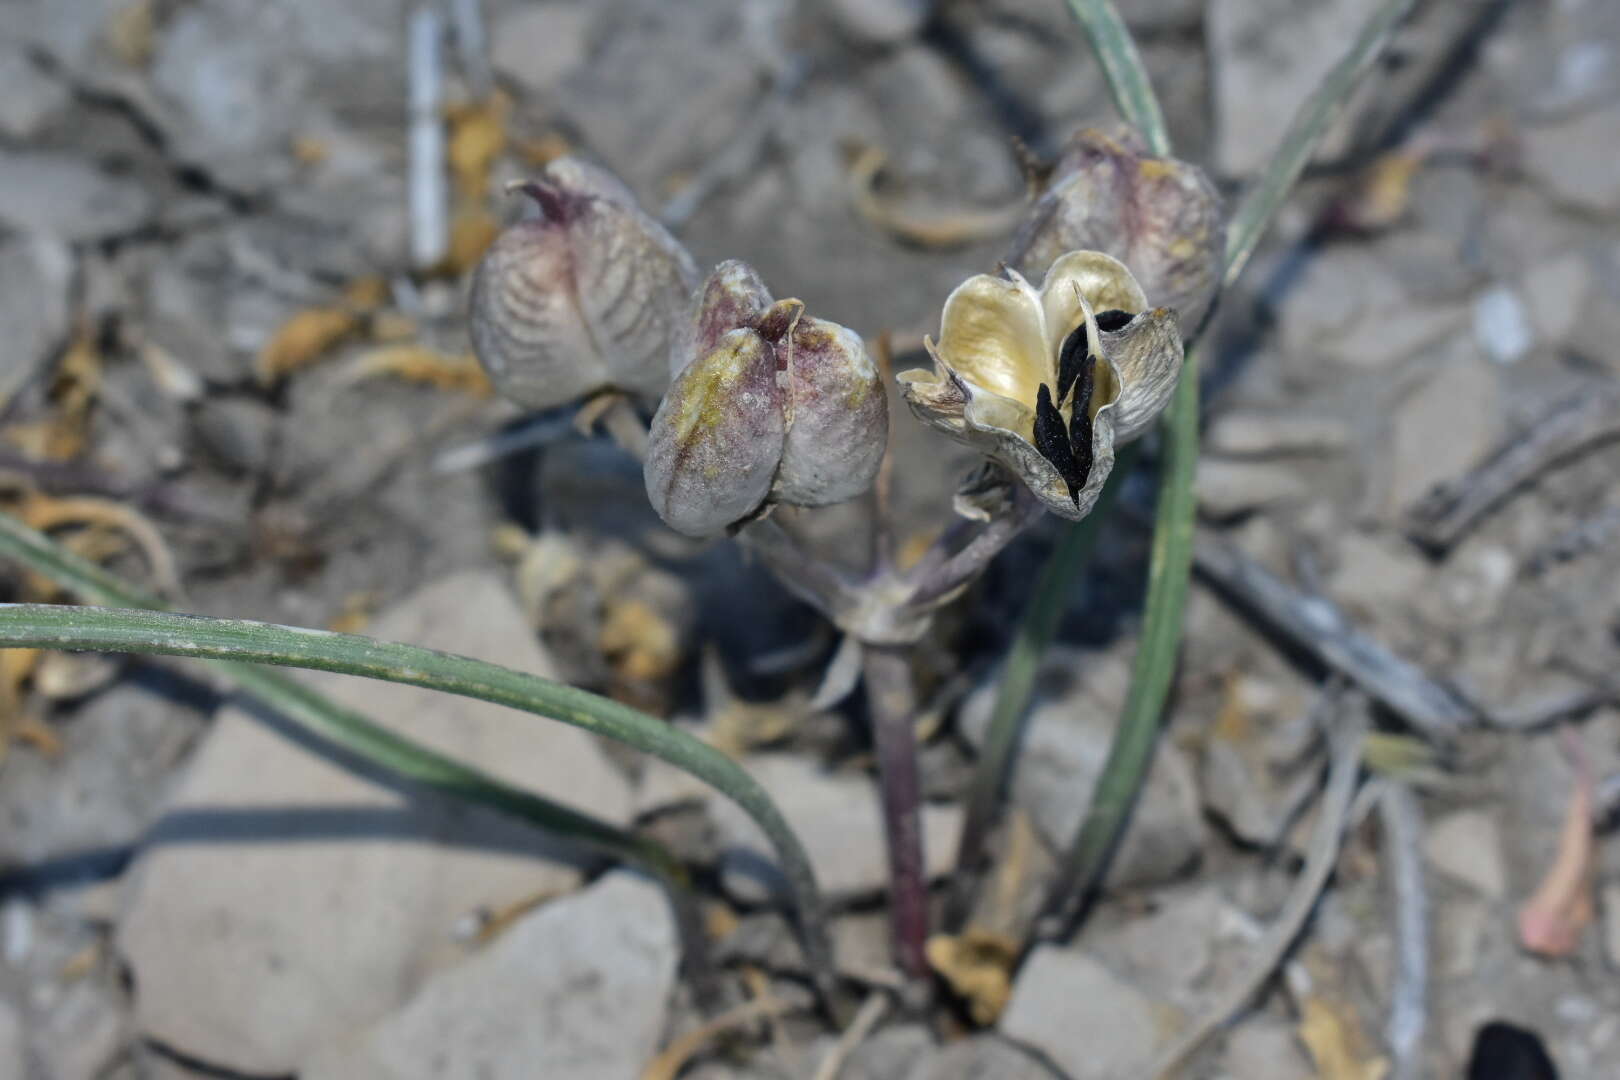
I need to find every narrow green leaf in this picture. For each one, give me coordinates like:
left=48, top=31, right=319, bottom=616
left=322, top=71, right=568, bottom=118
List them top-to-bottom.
left=1063, top=0, right=1170, bottom=155
left=1223, top=0, right=1421, bottom=286
left=1037, top=346, right=1199, bottom=939
left=944, top=445, right=1133, bottom=931
left=0, top=512, right=836, bottom=1006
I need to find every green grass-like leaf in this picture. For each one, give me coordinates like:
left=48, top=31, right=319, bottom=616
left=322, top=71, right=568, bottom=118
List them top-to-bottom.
left=1223, top=0, right=1422, bottom=286
left=0, top=511, right=836, bottom=1006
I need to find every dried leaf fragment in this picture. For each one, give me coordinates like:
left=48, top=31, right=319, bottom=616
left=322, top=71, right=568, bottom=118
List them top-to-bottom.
left=1517, top=747, right=1596, bottom=957
left=925, top=928, right=1018, bottom=1025
left=1297, top=996, right=1390, bottom=1080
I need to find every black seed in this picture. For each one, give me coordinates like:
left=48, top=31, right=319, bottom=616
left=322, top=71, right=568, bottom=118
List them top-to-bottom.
left=1095, top=309, right=1134, bottom=332
left=1056, top=324, right=1089, bottom=405
left=1069, top=367, right=1095, bottom=495
left=1034, top=383, right=1082, bottom=496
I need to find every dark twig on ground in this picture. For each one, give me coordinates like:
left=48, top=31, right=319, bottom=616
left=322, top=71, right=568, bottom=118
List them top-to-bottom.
left=1406, top=382, right=1620, bottom=553
left=1191, top=529, right=1474, bottom=740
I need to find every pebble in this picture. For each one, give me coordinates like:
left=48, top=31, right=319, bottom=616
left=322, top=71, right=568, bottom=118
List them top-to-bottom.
left=491, top=3, right=594, bottom=98
left=1522, top=106, right=1620, bottom=215
left=0, top=150, right=154, bottom=240
left=1522, top=251, right=1591, bottom=347
left=1473, top=285, right=1535, bottom=365
left=1387, top=343, right=1500, bottom=513
left=1205, top=413, right=1351, bottom=458
left=1196, top=459, right=1311, bottom=519
left=116, top=572, right=632, bottom=1074
left=707, top=754, right=964, bottom=902
left=1424, top=810, right=1508, bottom=899
left=301, top=874, right=677, bottom=1080
left=999, top=947, right=1172, bottom=1080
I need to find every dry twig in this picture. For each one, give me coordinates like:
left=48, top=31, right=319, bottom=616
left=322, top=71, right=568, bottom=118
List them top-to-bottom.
left=1406, top=383, right=1620, bottom=552
left=1192, top=530, right=1472, bottom=740
left=1147, top=692, right=1368, bottom=1079
left=1378, top=782, right=1428, bottom=1080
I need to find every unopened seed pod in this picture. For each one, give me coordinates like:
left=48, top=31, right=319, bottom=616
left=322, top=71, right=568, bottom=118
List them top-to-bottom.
left=1009, top=128, right=1223, bottom=332
left=469, top=156, right=699, bottom=410
left=645, top=261, right=887, bottom=537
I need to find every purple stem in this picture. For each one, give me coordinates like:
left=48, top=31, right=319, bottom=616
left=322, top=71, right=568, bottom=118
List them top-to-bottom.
left=863, top=644, right=931, bottom=985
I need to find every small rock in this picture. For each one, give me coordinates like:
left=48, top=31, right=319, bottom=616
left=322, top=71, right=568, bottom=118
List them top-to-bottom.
left=822, top=0, right=934, bottom=44
left=1208, top=0, right=1382, bottom=175
left=491, top=3, right=595, bottom=98
left=0, top=43, right=69, bottom=139
left=1523, top=106, right=1620, bottom=214
left=0, top=151, right=154, bottom=240
left=0, top=232, right=72, bottom=396
left=1278, top=246, right=1466, bottom=369
left=1522, top=251, right=1591, bottom=347
left=1473, top=285, right=1535, bottom=365
left=1388, top=344, right=1499, bottom=513
left=191, top=397, right=279, bottom=474
left=1205, top=413, right=1350, bottom=458
left=1197, top=459, right=1310, bottom=519
left=1330, top=530, right=1429, bottom=613
left=117, top=572, right=633, bottom=1075
left=959, top=648, right=1205, bottom=889
left=0, top=671, right=211, bottom=868
left=708, top=755, right=963, bottom=901
left=1424, top=810, right=1508, bottom=899
left=301, top=873, right=677, bottom=1080
left=1602, top=883, right=1620, bottom=970
left=1089, top=886, right=1221, bottom=1006
left=1435, top=896, right=1491, bottom=979
left=999, top=947, right=1173, bottom=1080
left=29, top=978, right=128, bottom=1080
left=0, top=1000, right=20, bottom=1079
left=1218, top=1018, right=1314, bottom=1080
left=841, top=1024, right=934, bottom=1080
left=909, top=1036, right=1056, bottom=1080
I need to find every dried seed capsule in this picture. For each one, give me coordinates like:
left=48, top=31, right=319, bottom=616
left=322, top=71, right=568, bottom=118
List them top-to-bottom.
left=1009, top=128, right=1223, bottom=331
left=469, top=156, right=698, bottom=410
left=645, top=261, right=887, bottom=536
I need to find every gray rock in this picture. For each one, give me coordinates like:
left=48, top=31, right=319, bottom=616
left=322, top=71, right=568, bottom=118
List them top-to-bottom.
left=821, top=0, right=934, bottom=45
left=1208, top=0, right=1383, bottom=175
left=491, top=3, right=595, bottom=97
left=0, top=43, right=69, bottom=139
left=1523, top=106, right=1620, bottom=214
left=0, top=151, right=153, bottom=240
left=0, top=232, right=72, bottom=401
left=1278, top=246, right=1466, bottom=369
left=1522, top=251, right=1591, bottom=347
left=1473, top=285, right=1535, bottom=365
left=1387, top=344, right=1500, bottom=512
left=191, top=397, right=279, bottom=475
left=1205, top=413, right=1350, bottom=458
left=1197, top=459, right=1311, bottom=519
left=1330, top=530, right=1430, bottom=614
left=116, top=572, right=632, bottom=1075
left=960, top=648, right=1205, bottom=889
left=0, top=672, right=210, bottom=868
left=708, top=754, right=963, bottom=901
left=1424, top=810, right=1507, bottom=900
left=301, top=873, right=677, bottom=1080
left=1602, top=884, right=1620, bottom=970
left=1089, top=886, right=1221, bottom=1007
left=1434, top=896, right=1490, bottom=979
left=999, top=948, right=1173, bottom=1080
left=28, top=978, right=128, bottom=1080
left=0, top=1000, right=19, bottom=1079
left=1217, top=1018, right=1314, bottom=1080
left=841, top=1023, right=935, bottom=1080
left=909, top=1036, right=1058, bottom=1080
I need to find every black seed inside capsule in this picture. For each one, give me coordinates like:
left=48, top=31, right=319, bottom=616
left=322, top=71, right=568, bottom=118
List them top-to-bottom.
left=1095, top=309, right=1135, bottom=332
left=1056, top=323, right=1089, bottom=406
left=1069, top=349, right=1095, bottom=493
left=1034, top=383, right=1082, bottom=498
